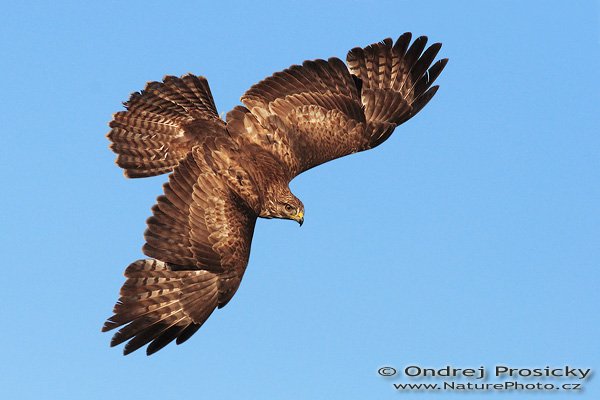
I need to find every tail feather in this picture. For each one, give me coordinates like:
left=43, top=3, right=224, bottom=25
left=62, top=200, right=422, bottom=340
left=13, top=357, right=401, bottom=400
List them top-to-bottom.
left=107, top=74, right=225, bottom=178
left=161, top=75, right=219, bottom=116
left=103, top=259, right=219, bottom=355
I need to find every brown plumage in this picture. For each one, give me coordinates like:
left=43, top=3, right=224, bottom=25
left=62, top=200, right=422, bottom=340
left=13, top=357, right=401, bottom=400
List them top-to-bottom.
left=103, top=33, right=448, bottom=355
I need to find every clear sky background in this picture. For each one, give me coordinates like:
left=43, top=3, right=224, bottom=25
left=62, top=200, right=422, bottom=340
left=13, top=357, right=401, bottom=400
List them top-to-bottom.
left=1, top=1, right=598, bottom=399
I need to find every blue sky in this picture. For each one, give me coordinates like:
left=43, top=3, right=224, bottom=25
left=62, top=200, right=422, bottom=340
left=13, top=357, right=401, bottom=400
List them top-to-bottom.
left=1, top=1, right=598, bottom=399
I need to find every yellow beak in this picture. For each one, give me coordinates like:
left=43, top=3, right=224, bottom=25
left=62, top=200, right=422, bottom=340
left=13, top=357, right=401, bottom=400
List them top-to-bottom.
left=295, top=211, right=304, bottom=226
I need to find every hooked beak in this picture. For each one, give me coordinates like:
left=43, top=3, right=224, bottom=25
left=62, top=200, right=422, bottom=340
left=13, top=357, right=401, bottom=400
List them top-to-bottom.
left=295, top=211, right=304, bottom=227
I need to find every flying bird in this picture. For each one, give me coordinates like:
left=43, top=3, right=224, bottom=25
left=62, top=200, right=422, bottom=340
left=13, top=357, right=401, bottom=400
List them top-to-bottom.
left=103, top=33, right=447, bottom=355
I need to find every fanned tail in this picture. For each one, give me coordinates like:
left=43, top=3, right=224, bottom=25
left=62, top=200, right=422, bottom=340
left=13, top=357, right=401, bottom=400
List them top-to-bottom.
left=107, top=74, right=225, bottom=178
left=102, top=259, right=219, bottom=355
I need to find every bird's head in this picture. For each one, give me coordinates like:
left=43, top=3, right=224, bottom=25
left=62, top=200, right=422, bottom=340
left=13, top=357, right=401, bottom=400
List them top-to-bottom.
left=263, top=187, right=304, bottom=226
left=278, top=196, right=304, bottom=226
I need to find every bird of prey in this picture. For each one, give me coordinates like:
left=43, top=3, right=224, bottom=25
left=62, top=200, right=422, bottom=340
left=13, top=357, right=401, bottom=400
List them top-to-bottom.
left=103, top=33, right=447, bottom=355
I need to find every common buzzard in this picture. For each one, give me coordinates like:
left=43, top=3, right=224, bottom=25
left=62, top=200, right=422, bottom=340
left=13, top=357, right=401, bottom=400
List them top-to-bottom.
left=103, top=33, right=447, bottom=355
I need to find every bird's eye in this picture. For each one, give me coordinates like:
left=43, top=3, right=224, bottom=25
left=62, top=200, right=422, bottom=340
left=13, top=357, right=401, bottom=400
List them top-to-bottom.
left=284, top=203, right=294, bottom=213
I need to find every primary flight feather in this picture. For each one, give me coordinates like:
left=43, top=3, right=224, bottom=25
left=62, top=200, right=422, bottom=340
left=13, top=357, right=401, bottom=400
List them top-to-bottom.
left=103, top=33, right=448, bottom=355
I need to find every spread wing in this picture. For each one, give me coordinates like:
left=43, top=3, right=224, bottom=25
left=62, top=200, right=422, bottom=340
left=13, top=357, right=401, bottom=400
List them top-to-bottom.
left=235, top=33, right=447, bottom=178
left=107, top=74, right=226, bottom=178
left=142, top=145, right=257, bottom=278
left=103, top=147, right=257, bottom=355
